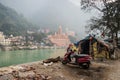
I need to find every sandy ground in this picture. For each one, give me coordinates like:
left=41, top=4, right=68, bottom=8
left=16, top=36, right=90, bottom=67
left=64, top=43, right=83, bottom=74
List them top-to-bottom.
left=107, top=59, right=120, bottom=80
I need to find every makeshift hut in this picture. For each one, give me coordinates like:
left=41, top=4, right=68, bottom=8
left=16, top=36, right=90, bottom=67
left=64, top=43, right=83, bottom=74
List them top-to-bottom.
left=74, top=35, right=111, bottom=59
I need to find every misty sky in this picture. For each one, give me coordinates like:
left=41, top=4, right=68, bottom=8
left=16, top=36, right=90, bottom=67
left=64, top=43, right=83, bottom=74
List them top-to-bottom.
left=0, top=0, right=99, bottom=38
left=0, top=0, right=82, bottom=17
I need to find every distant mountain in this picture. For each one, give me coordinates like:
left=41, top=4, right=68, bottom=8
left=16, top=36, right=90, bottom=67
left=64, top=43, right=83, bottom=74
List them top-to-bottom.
left=0, top=3, right=36, bottom=36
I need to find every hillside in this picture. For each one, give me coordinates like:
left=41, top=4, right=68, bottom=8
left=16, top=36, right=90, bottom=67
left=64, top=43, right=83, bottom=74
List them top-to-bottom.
left=0, top=3, right=35, bottom=36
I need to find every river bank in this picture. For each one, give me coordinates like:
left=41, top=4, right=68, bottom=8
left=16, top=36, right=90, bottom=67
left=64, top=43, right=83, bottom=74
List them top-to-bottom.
left=0, top=49, right=119, bottom=80
left=0, top=57, right=119, bottom=80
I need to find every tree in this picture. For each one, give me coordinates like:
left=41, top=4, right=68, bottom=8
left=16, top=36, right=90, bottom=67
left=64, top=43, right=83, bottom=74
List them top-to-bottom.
left=81, top=0, right=120, bottom=46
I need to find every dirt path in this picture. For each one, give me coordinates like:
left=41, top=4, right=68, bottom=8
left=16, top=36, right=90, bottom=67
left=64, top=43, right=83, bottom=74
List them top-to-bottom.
left=107, top=60, right=120, bottom=80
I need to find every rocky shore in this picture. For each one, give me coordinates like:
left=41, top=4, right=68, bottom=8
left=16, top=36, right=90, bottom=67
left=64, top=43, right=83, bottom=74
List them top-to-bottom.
left=0, top=56, right=119, bottom=80
left=0, top=57, right=62, bottom=80
left=0, top=61, right=51, bottom=80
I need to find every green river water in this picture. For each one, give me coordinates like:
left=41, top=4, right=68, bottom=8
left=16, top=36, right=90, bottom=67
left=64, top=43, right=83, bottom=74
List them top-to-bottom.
left=0, top=49, right=65, bottom=68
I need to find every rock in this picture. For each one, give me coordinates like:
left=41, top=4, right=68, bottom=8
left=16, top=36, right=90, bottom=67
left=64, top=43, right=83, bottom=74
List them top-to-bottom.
left=10, top=66, right=24, bottom=71
left=20, top=66, right=35, bottom=72
left=29, top=66, right=35, bottom=70
left=0, top=68, right=13, bottom=74
left=19, top=68, right=26, bottom=72
left=12, top=70, right=19, bottom=78
left=19, top=71, right=35, bottom=78
left=0, top=74, right=14, bottom=80
left=26, top=74, right=35, bottom=79
left=35, top=74, right=41, bottom=79
left=40, top=74, right=52, bottom=80
left=41, top=74, right=46, bottom=79
left=60, top=75, right=64, bottom=78
left=46, top=76, right=52, bottom=80
left=52, top=76, right=65, bottom=80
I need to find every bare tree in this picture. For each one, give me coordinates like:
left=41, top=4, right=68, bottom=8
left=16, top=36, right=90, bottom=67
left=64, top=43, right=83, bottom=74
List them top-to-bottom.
left=81, top=0, right=120, bottom=46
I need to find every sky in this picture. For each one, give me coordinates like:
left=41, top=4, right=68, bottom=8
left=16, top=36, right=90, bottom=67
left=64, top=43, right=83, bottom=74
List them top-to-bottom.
left=0, top=0, right=99, bottom=38
left=0, top=0, right=82, bottom=17
left=69, top=0, right=80, bottom=6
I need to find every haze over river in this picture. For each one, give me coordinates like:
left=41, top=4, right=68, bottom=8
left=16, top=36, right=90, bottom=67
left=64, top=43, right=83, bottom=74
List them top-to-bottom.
left=0, top=49, right=65, bottom=67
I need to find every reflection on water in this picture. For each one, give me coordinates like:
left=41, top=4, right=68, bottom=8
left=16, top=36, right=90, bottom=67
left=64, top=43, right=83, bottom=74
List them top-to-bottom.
left=0, top=49, right=65, bottom=67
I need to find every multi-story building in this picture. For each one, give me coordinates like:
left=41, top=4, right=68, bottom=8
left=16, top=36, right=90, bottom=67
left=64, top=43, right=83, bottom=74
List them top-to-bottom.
left=48, top=26, right=70, bottom=47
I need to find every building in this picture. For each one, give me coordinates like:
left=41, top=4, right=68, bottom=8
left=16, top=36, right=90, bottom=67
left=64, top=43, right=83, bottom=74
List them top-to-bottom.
left=48, top=26, right=70, bottom=47
left=0, top=32, right=11, bottom=45
left=10, top=36, right=25, bottom=46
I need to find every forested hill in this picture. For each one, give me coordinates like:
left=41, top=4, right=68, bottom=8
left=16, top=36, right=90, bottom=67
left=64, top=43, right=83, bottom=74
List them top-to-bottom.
left=0, top=3, right=35, bottom=36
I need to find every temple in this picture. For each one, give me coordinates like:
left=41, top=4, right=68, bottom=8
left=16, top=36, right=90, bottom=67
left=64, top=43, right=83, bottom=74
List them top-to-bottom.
left=48, top=26, right=70, bottom=47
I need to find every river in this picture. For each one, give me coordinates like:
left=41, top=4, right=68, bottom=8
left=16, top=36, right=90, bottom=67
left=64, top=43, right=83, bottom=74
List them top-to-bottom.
left=0, top=49, right=65, bottom=68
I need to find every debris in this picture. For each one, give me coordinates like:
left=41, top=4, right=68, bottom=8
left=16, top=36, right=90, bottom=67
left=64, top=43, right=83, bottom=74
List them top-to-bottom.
left=43, top=56, right=61, bottom=63
left=43, top=62, right=53, bottom=66
left=43, top=63, right=49, bottom=66
left=0, top=74, right=14, bottom=80
left=41, top=74, right=52, bottom=80
left=41, top=74, right=46, bottom=79
left=46, top=76, right=52, bottom=80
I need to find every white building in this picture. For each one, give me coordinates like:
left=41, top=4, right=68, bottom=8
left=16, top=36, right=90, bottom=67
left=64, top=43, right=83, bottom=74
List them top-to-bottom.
left=0, top=32, right=11, bottom=45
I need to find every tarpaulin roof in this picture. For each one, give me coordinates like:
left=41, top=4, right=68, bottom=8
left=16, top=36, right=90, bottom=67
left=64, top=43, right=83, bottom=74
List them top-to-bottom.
left=74, top=35, right=109, bottom=48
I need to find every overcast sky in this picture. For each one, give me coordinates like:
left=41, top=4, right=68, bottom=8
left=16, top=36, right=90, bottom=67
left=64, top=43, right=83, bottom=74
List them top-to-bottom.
left=0, top=0, right=99, bottom=38
left=0, top=0, right=82, bottom=17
